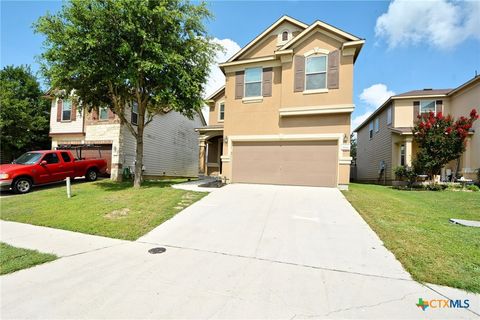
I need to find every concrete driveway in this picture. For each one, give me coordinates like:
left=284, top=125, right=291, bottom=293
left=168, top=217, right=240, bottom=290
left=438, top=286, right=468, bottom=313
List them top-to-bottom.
left=1, top=184, right=478, bottom=319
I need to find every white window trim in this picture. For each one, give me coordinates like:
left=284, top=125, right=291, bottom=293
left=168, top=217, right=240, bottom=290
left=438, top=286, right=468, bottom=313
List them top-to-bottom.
left=277, top=29, right=292, bottom=45
left=303, top=50, right=328, bottom=94
left=244, top=67, right=263, bottom=99
left=60, top=99, right=72, bottom=122
left=217, top=100, right=225, bottom=122
left=420, top=100, right=437, bottom=114
left=99, top=106, right=109, bottom=121
left=374, top=118, right=380, bottom=133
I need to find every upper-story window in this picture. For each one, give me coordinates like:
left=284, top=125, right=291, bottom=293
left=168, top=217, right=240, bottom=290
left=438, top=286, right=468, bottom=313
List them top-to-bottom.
left=282, top=31, right=289, bottom=41
left=305, top=55, right=327, bottom=90
left=244, top=67, right=262, bottom=98
left=61, top=99, right=72, bottom=121
left=420, top=100, right=436, bottom=115
left=131, top=102, right=138, bottom=125
left=218, top=102, right=225, bottom=121
left=99, top=106, right=109, bottom=120
left=387, top=106, right=392, bottom=125
left=374, top=118, right=380, bottom=133
left=369, top=121, right=374, bottom=139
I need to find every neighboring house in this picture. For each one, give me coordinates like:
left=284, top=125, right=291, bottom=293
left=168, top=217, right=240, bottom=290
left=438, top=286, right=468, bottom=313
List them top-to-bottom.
left=196, top=16, right=364, bottom=189
left=354, top=76, right=480, bottom=184
left=48, top=96, right=205, bottom=180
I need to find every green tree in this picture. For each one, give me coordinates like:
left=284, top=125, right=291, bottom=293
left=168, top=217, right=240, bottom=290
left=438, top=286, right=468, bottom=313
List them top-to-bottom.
left=35, top=0, right=219, bottom=187
left=0, top=65, right=50, bottom=163
left=412, top=110, right=478, bottom=178
left=350, top=133, right=357, bottom=165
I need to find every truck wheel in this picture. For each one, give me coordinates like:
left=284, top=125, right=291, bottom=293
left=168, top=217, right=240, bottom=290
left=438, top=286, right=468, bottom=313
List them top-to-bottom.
left=85, top=168, right=98, bottom=182
left=13, top=177, right=32, bottom=194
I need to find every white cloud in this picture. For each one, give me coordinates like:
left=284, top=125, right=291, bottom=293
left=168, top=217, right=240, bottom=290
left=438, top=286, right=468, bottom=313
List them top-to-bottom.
left=375, top=0, right=480, bottom=49
left=202, top=38, right=241, bottom=122
left=352, top=83, right=395, bottom=130
left=359, top=83, right=395, bottom=108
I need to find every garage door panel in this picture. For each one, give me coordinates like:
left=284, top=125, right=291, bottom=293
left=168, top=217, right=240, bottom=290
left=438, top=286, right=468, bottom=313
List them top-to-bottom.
left=232, top=140, right=337, bottom=187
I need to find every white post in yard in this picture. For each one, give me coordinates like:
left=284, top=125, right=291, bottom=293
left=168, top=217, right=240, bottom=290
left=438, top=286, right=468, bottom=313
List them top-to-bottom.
left=66, top=177, right=71, bottom=198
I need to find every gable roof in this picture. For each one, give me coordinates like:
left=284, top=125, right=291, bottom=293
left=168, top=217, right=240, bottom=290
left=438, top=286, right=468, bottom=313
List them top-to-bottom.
left=226, top=15, right=308, bottom=63
left=279, top=20, right=362, bottom=51
left=354, top=76, right=480, bottom=132
left=205, top=85, right=225, bottom=102
left=393, top=89, right=452, bottom=98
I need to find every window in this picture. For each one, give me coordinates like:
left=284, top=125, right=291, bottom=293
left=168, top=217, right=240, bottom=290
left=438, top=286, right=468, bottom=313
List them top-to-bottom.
left=282, top=31, right=289, bottom=41
left=305, top=55, right=327, bottom=90
left=244, top=67, right=262, bottom=97
left=61, top=99, right=72, bottom=121
left=420, top=100, right=436, bottom=115
left=131, top=102, right=138, bottom=125
left=218, top=102, right=225, bottom=121
left=99, top=106, right=109, bottom=120
left=387, top=106, right=392, bottom=125
left=374, top=118, right=380, bottom=133
left=369, top=122, right=374, bottom=139
left=400, top=144, right=405, bottom=166
left=61, top=152, right=71, bottom=162
left=42, top=153, right=59, bottom=164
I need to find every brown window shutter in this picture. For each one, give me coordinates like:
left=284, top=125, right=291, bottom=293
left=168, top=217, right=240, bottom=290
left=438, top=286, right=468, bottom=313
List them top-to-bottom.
left=327, top=50, right=340, bottom=89
left=294, top=55, right=305, bottom=92
left=262, top=67, right=272, bottom=97
left=235, top=71, right=244, bottom=99
left=56, top=99, right=63, bottom=122
left=436, top=100, right=443, bottom=114
left=71, top=101, right=77, bottom=121
left=413, top=101, right=420, bottom=120
left=92, top=108, right=98, bottom=120
left=108, top=108, right=115, bottom=119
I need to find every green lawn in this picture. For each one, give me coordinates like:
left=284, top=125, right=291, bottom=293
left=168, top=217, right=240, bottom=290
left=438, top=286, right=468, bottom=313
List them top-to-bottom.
left=0, top=179, right=207, bottom=240
left=343, top=183, right=480, bottom=293
left=0, top=242, right=57, bottom=275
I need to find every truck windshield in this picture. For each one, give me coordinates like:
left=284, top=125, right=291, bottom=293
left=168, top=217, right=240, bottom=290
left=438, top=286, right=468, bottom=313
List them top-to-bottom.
left=13, top=152, right=43, bottom=165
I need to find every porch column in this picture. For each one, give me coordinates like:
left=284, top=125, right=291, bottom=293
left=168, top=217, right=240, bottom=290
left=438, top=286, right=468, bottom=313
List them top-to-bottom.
left=198, top=136, right=207, bottom=176
left=462, top=136, right=472, bottom=174
left=405, top=137, right=413, bottom=167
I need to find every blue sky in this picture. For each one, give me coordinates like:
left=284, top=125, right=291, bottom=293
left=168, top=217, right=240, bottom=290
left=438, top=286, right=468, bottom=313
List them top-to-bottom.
left=2, top=0, right=479, bottom=127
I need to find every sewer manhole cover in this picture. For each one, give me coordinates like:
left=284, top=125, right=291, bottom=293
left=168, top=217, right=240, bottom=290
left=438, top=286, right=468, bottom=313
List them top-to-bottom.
left=148, top=247, right=166, bottom=254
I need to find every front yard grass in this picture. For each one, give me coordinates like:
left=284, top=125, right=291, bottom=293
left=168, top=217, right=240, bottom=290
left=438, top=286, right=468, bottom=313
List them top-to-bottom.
left=0, top=179, right=206, bottom=240
left=343, top=183, right=480, bottom=293
left=0, top=242, right=57, bottom=275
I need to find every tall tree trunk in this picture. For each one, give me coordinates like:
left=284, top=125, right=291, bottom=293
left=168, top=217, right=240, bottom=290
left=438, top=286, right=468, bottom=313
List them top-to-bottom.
left=133, top=106, right=145, bottom=188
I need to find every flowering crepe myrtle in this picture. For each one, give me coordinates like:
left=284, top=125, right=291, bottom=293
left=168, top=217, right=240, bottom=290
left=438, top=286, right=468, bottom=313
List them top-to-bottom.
left=412, top=109, right=478, bottom=178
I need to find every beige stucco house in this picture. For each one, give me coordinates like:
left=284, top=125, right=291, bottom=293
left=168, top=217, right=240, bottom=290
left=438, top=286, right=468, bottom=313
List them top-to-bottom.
left=197, top=16, right=364, bottom=189
left=354, top=75, right=480, bottom=184
left=49, top=97, right=205, bottom=180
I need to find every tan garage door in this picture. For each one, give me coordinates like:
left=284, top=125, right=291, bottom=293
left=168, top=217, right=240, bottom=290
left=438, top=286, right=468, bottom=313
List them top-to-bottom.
left=232, top=140, right=338, bottom=187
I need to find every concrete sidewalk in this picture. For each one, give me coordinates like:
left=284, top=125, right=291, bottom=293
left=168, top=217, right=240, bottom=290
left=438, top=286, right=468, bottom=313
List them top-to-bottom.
left=0, top=220, right=127, bottom=257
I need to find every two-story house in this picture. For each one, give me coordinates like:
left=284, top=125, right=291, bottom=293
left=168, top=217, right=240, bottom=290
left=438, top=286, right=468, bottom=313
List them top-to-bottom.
left=196, top=16, right=364, bottom=189
left=354, top=75, right=480, bottom=184
left=48, top=95, right=205, bottom=181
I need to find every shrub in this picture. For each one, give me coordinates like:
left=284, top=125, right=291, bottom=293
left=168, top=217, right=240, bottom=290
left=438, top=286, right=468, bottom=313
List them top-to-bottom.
left=394, top=166, right=407, bottom=180
left=424, top=183, right=447, bottom=191
left=467, top=185, right=480, bottom=192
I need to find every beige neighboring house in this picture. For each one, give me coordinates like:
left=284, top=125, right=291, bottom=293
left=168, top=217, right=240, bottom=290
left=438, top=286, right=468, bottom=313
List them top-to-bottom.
left=196, top=16, right=364, bottom=189
left=354, top=76, right=480, bottom=184
left=48, top=96, right=205, bottom=180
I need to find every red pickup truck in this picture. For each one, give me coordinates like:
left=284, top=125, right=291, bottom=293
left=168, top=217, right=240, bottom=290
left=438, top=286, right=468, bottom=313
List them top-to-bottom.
left=0, top=150, right=107, bottom=194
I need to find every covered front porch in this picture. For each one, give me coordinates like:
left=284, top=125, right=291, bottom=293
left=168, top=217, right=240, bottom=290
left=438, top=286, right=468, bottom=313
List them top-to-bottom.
left=196, top=125, right=224, bottom=177
left=391, top=128, right=476, bottom=181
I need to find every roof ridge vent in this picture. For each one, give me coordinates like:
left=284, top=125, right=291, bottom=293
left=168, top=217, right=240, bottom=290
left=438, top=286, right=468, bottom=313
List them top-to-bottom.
left=423, top=88, right=433, bottom=91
